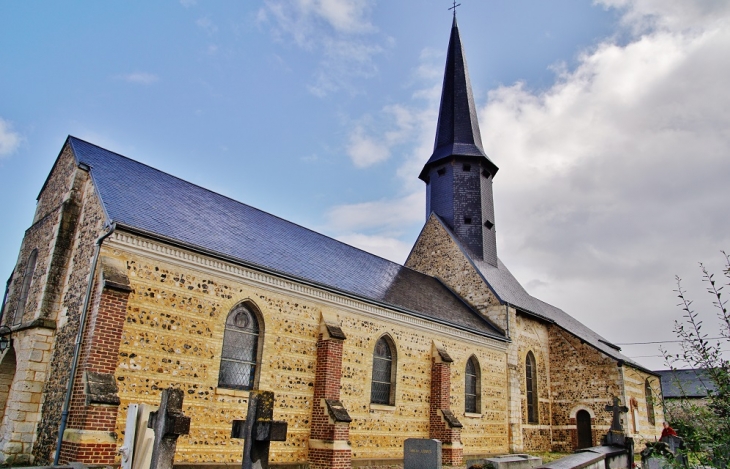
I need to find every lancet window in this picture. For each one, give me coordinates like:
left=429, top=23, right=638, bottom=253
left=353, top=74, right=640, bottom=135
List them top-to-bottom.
left=218, top=302, right=262, bottom=390
left=371, top=336, right=396, bottom=405
left=526, top=351, right=539, bottom=424
left=465, top=356, right=481, bottom=413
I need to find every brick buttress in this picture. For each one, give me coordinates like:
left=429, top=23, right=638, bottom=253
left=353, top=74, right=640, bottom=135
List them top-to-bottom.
left=59, top=257, right=131, bottom=465
left=308, top=314, right=352, bottom=469
left=430, top=342, right=463, bottom=466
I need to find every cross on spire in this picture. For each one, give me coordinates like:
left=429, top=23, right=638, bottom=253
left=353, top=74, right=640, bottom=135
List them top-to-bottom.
left=449, top=1, right=461, bottom=17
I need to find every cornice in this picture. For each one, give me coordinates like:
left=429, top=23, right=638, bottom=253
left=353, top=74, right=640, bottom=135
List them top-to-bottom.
left=105, top=231, right=507, bottom=351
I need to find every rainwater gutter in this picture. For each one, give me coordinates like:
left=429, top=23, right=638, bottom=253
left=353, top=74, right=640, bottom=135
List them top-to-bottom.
left=53, top=222, right=116, bottom=465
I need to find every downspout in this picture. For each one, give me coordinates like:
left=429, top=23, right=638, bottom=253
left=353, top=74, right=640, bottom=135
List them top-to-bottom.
left=53, top=222, right=116, bottom=465
left=505, top=303, right=510, bottom=339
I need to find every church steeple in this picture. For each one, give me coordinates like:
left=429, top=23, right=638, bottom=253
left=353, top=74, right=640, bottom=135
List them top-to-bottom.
left=419, top=16, right=500, bottom=267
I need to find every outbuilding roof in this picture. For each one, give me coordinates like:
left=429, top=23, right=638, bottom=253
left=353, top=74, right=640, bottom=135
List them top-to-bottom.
left=66, top=136, right=504, bottom=340
left=657, top=369, right=717, bottom=399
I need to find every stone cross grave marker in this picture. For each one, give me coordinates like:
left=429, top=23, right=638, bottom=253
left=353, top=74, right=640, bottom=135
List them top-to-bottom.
left=147, top=388, right=191, bottom=469
left=231, top=390, right=288, bottom=469
left=605, top=396, right=628, bottom=432
left=404, top=438, right=442, bottom=469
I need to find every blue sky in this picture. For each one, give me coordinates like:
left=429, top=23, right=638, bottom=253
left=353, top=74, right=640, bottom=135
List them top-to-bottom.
left=2, top=1, right=729, bottom=370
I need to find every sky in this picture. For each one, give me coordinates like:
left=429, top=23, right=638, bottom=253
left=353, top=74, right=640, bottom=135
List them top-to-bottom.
left=1, top=0, right=729, bottom=371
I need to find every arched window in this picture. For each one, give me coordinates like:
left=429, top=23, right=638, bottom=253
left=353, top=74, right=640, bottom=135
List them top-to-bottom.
left=14, top=249, right=38, bottom=325
left=218, top=302, right=262, bottom=391
left=371, top=336, right=396, bottom=405
left=526, top=351, right=538, bottom=424
left=465, top=356, right=481, bottom=413
left=645, top=379, right=655, bottom=425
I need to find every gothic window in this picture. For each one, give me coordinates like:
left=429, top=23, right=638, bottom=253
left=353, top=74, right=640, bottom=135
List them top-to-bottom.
left=14, top=249, right=38, bottom=325
left=218, top=302, right=262, bottom=391
left=371, top=335, right=396, bottom=405
left=526, top=351, right=538, bottom=424
left=465, top=356, right=481, bottom=413
left=645, top=379, right=656, bottom=425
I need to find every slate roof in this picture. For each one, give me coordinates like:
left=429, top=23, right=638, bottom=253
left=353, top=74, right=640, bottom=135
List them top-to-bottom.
left=419, top=17, right=499, bottom=181
left=65, top=136, right=504, bottom=340
left=429, top=215, right=654, bottom=373
left=657, top=369, right=717, bottom=399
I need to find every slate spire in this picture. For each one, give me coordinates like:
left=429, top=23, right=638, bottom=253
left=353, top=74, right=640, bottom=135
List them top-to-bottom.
left=419, top=16, right=498, bottom=181
left=420, top=17, right=499, bottom=267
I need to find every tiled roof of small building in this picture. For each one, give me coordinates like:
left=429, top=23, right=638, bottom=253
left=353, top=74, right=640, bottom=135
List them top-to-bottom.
left=66, top=136, right=504, bottom=339
left=430, top=214, right=653, bottom=373
left=657, top=369, right=716, bottom=399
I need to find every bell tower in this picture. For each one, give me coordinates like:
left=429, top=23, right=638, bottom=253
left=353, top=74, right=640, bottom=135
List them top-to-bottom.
left=419, top=16, right=499, bottom=267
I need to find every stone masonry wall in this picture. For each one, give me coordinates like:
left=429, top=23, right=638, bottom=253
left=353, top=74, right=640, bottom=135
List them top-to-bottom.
left=0, top=143, right=99, bottom=465
left=33, top=159, right=106, bottom=464
left=405, top=214, right=504, bottom=333
left=405, top=215, right=522, bottom=454
left=103, top=237, right=509, bottom=465
left=513, top=315, right=552, bottom=452
left=548, top=327, right=622, bottom=452
left=622, top=366, right=662, bottom=446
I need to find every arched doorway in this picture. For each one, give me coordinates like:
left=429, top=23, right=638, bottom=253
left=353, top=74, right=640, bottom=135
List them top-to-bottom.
left=0, top=347, right=17, bottom=423
left=576, top=409, right=593, bottom=449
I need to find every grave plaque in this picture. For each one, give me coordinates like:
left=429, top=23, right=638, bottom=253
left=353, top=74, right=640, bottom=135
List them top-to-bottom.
left=404, top=438, right=442, bottom=469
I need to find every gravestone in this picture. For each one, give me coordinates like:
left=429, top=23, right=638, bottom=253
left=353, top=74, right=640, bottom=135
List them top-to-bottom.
left=147, top=388, right=191, bottom=469
left=231, top=390, right=288, bottom=469
left=603, top=396, right=629, bottom=447
left=660, top=435, right=688, bottom=467
left=404, top=438, right=441, bottom=469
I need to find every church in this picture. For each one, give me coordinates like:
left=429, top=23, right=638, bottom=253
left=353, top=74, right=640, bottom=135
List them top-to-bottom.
left=0, top=17, right=662, bottom=468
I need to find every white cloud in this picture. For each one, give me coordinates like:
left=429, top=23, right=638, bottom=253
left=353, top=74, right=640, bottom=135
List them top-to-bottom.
left=259, top=0, right=386, bottom=96
left=597, top=0, right=730, bottom=33
left=196, top=17, right=218, bottom=35
left=120, top=72, right=159, bottom=85
left=345, top=104, right=420, bottom=168
left=0, top=118, right=21, bottom=157
left=347, top=126, right=390, bottom=168
left=326, top=191, right=424, bottom=233
left=335, top=233, right=413, bottom=264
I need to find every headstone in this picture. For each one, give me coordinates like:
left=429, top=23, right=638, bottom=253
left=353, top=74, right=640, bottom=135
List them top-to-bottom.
left=147, top=388, right=191, bottom=469
left=231, top=390, right=288, bottom=469
left=604, top=397, right=629, bottom=447
left=120, top=404, right=139, bottom=469
left=133, top=404, right=157, bottom=469
left=659, top=435, right=688, bottom=467
left=404, top=438, right=441, bottom=469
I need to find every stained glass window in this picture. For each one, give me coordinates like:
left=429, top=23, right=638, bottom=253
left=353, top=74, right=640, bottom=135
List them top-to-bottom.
left=218, top=304, right=260, bottom=390
left=371, top=336, right=395, bottom=405
left=526, top=351, right=538, bottom=424
left=465, top=356, right=480, bottom=413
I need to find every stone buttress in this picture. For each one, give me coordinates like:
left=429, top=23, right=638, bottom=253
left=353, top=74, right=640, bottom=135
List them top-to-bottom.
left=59, top=256, right=131, bottom=464
left=308, top=313, right=352, bottom=469
left=430, top=342, right=463, bottom=466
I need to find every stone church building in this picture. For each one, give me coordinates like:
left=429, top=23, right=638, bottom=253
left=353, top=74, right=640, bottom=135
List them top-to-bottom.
left=0, top=18, right=662, bottom=468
